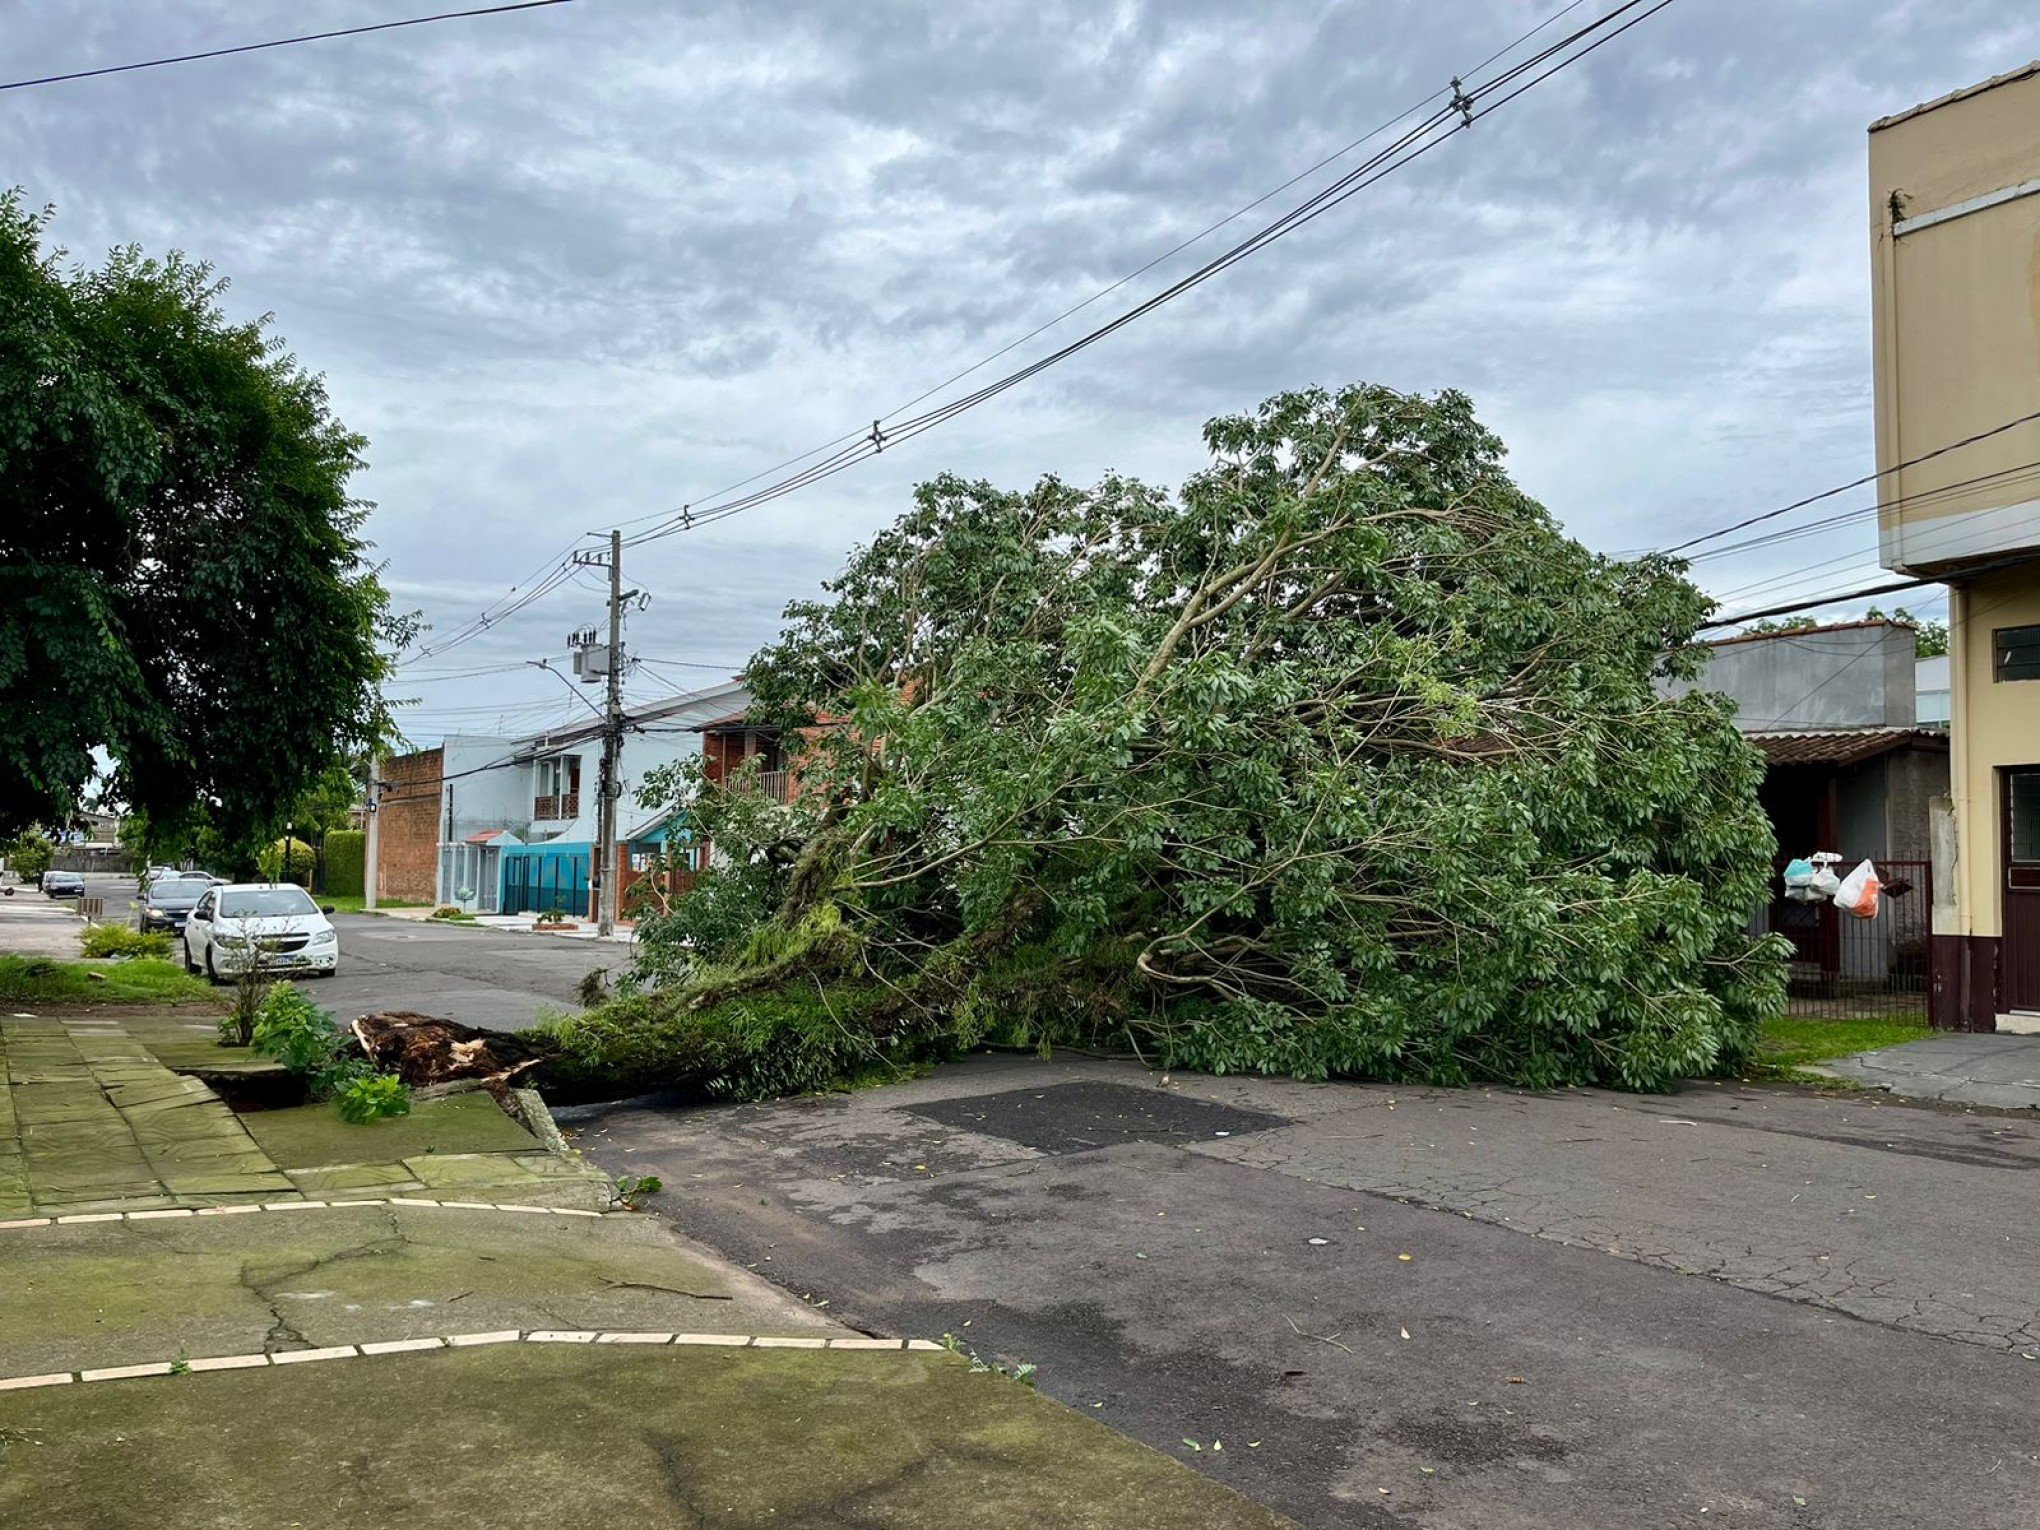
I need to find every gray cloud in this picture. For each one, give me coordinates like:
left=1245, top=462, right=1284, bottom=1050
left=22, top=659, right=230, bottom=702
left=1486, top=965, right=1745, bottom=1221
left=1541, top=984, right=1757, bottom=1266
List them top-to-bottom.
left=10, top=0, right=2036, bottom=738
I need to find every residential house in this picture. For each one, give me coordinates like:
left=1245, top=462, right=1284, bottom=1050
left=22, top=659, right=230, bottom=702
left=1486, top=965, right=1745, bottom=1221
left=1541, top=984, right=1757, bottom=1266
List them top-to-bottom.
left=1869, top=64, right=2040, bottom=1029
left=1661, top=619, right=1949, bottom=1007
left=375, top=680, right=750, bottom=917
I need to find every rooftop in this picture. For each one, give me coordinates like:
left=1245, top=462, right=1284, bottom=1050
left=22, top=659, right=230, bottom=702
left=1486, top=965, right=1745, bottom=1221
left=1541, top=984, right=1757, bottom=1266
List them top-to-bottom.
left=1868, top=59, right=2040, bottom=133
left=1746, top=725, right=1949, bottom=768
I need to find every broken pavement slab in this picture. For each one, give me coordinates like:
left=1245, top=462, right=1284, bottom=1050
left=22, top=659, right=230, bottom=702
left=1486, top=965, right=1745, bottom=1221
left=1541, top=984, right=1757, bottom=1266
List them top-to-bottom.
left=0, top=1344, right=1292, bottom=1530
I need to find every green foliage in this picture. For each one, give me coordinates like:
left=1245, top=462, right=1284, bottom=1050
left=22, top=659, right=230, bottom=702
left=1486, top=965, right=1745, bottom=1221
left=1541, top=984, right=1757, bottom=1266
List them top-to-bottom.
left=0, top=193, right=394, bottom=843
left=600, top=383, right=1785, bottom=1100
left=1864, top=605, right=1948, bottom=659
left=323, top=830, right=366, bottom=898
left=6, top=832, right=53, bottom=882
left=257, top=838, right=316, bottom=886
left=428, top=904, right=475, bottom=922
left=80, top=924, right=172, bottom=960
left=0, top=955, right=212, bottom=1006
left=250, top=981, right=372, bottom=1097
left=1753, top=1012, right=1929, bottom=1078
left=335, top=1072, right=412, bottom=1124
left=613, top=1173, right=663, bottom=1207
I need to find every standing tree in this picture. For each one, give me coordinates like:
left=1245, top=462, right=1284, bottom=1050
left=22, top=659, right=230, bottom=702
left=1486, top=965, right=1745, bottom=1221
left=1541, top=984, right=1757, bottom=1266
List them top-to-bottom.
left=0, top=194, right=392, bottom=846
left=548, top=383, right=1786, bottom=1101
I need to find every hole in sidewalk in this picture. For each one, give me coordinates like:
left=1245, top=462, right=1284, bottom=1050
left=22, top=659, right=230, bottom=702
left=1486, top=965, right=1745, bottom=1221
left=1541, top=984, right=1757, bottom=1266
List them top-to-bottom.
left=903, top=1081, right=1285, bottom=1156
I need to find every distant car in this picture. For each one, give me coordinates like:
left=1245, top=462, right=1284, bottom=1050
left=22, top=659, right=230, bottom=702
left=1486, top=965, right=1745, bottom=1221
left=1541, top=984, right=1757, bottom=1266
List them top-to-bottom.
left=41, top=870, right=84, bottom=898
left=136, top=874, right=215, bottom=933
left=181, top=883, right=340, bottom=981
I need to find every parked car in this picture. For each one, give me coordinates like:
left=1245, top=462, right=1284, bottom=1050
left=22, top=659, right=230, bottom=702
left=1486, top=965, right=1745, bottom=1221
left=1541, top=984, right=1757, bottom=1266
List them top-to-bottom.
left=41, top=870, right=84, bottom=899
left=136, top=874, right=216, bottom=933
left=181, top=883, right=340, bottom=981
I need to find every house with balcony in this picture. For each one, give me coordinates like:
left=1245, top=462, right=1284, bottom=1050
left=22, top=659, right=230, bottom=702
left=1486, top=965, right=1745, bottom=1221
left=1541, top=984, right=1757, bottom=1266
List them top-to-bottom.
left=1869, top=63, right=2040, bottom=1028
left=375, top=680, right=751, bottom=917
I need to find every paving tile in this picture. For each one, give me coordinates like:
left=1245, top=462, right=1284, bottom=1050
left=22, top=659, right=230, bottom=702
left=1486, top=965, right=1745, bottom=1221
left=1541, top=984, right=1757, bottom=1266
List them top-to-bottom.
left=405, top=1153, right=539, bottom=1189
left=285, top=1162, right=423, bottom=1194
left=446, top=1331, right=522, bottom=1348
left=360, top=1339, right=445, bottom=1356
left=271, top=1347, right=360, bottom=1365
left=185, top=1354, right=270, bottom=1372
left=80, top=1363, right=174, bottom=1382
left=0, top=1373, right=74, bottom=1391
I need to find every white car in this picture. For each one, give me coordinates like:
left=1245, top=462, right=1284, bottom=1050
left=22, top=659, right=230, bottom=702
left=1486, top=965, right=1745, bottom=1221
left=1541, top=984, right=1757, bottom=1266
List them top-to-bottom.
left=182, top=883, right=340, bottom=982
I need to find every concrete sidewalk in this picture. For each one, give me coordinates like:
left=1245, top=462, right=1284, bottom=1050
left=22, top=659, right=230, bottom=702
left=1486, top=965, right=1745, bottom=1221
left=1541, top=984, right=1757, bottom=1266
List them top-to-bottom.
left=1826, top=1031, right=2040, bottom=1109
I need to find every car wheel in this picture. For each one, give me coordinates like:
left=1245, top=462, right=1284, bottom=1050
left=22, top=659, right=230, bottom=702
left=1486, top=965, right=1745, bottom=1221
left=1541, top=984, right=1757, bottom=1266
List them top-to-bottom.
left=204, top=948, right=222, bottom=985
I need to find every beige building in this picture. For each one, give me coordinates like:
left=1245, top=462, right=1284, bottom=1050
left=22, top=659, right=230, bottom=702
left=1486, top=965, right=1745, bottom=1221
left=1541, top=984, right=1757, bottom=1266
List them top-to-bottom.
left=1869, top=62, right=2040, bottom=1027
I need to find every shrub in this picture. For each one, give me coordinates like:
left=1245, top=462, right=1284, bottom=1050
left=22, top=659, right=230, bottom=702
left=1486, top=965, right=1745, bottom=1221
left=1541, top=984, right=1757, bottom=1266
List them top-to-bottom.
left=323, top=830, right=365, bottom=898
left=8, top=833, right=54, bottom=883
left=257, top=837, right=316, bottom=886
left=428, top=904, right=474, bottom=922
left=81, top=924, right=173, bottom=960
left=250, top=981, right=369, bottom=1097
left=336, top=1072, right=411, bottom=1124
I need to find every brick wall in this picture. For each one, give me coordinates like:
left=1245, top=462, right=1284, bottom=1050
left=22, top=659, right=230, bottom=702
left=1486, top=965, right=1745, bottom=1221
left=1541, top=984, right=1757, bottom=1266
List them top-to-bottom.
left=376, top=748, right=443, bottom=905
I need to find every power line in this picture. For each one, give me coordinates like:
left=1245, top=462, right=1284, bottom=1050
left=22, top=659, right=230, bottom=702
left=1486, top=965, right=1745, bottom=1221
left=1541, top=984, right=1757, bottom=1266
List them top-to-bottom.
left=615, top=0, right=1676, bottom=550
left=0, top=1, right=574, bottom=93
left=1663, top=405, right=2040, bottom=557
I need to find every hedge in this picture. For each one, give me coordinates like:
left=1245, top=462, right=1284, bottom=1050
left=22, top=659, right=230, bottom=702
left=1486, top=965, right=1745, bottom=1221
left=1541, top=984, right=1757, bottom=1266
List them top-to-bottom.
left=323, top=830, right=365, bottom=898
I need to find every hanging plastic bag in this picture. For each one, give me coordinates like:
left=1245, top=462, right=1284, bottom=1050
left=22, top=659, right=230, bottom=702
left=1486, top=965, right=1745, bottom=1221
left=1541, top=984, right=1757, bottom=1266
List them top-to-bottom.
left=1782, top=858, right=1816, bottom=901
left=1834, top=859, right=1881, bottom=919
left=1808, top=862, right=1843, bottom=901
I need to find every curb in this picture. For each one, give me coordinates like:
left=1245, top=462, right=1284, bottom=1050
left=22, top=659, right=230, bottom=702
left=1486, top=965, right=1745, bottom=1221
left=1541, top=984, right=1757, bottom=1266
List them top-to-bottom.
left=0, top=1197, right=620, bottom=1232
left=0, top=1333, right=948, bottom=1392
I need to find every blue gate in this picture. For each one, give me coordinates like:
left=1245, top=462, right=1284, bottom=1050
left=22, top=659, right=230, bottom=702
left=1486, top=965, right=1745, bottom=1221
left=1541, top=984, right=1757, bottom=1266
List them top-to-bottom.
left=500, top=845, right=591, bottom=917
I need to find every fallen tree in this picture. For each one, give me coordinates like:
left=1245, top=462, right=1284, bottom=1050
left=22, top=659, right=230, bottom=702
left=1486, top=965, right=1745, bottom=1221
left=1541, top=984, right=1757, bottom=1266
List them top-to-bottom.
left=540, top=384, right=1786, bottom=1102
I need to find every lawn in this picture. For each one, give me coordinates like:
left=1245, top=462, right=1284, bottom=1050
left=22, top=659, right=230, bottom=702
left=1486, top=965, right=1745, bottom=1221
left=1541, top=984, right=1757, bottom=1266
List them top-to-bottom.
left=316, top=894, right=424, bottom=914
left=0, top=955, right=218, bottom=1007
left=1754, top=1012, right=1931, bottom=1076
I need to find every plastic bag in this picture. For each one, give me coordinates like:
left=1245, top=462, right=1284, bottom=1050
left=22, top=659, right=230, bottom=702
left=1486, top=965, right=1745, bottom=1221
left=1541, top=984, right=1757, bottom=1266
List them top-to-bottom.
left=1782, top=858, right=1816, bottom=901
left=1834, top=859, right=1881, bottom=919
left=1809, top=864, right=1842, bottom=901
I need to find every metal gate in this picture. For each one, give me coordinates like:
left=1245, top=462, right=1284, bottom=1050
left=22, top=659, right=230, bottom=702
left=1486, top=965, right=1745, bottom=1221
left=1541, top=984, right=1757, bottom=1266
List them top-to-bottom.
left=501, top=851, right=589, bottom=918
left=1756, top=858, right=1931, bottom=1020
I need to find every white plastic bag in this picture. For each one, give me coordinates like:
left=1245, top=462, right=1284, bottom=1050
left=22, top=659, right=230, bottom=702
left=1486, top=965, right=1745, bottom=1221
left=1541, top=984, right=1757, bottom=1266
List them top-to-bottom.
left=1834, top=859, right=1881, bottom=920
left=1808, top=864, right=1842, bottom=901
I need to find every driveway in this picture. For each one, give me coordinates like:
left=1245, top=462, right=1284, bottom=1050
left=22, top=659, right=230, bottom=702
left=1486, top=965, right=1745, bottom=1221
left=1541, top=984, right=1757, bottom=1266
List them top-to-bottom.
left=567, top=1056, right=2040, bottom=1530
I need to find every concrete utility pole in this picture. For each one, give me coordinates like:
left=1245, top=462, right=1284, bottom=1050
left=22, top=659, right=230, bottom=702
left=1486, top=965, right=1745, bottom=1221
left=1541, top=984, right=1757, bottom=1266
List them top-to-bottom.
left=594, top=531, right=625, bottom=937
left=363, top=758, right=383, bottom=911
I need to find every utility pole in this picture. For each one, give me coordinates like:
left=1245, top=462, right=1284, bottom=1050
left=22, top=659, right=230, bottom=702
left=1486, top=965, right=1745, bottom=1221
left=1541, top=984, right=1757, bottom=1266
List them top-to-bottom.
left=574, top=531, right=627, bottom=938
left=363, top=758, right=382, bottom=911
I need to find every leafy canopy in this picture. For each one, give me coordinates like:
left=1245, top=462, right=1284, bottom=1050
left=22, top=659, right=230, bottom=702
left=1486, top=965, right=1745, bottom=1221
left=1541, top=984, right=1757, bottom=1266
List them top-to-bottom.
left=0, top=194, right=391, bottom=844
left=595, top=384, right=1785, bottom=1097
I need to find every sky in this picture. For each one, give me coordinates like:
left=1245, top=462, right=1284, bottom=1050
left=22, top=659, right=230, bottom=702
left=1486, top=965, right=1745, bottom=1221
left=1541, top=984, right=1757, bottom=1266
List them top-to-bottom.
left=10, top=0, right=2039, bottom=743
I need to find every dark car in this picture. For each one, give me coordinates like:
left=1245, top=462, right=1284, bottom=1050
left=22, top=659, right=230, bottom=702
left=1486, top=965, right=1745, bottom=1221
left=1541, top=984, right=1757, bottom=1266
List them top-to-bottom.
left=41, top=870, right=84, bottom=898
left=137, top=874, right=213, bottom=932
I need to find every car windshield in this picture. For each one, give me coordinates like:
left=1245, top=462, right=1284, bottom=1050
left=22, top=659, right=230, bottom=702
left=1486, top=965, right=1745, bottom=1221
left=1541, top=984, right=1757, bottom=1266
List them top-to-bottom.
left=151, top=878, right=210, bottom=899
left=219, top=888, right=319, bottom=919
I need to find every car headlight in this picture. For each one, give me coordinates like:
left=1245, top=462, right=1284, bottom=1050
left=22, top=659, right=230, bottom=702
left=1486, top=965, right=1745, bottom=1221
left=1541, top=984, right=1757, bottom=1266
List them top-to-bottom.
left=147, top=906, right=166, bottom=917
left=310, top=929, right=336, bottom=946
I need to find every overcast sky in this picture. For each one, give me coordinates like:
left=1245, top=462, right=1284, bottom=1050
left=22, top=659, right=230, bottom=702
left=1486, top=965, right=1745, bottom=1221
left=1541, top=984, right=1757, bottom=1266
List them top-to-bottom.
left=11, top=0, right=2038, bottom=741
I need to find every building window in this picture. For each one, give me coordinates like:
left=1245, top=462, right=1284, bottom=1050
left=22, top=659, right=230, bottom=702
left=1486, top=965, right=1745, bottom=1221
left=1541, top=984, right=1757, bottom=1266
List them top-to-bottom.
left=1996, top=625, right=2040, bottom=682
left=2012, top=770, right=2040, bottom=865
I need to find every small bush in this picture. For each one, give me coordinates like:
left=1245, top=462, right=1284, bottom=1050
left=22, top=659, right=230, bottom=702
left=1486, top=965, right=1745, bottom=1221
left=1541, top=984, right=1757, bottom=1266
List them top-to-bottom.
left=257, top=837, right=316, bottom=886
left=428, top=904, right=475, bottom=922
left=81, top=925, right=172, bottom=960
left=250, top=982, right=371, bottom=1097
left=336, top=1072, right=411, bottom=1124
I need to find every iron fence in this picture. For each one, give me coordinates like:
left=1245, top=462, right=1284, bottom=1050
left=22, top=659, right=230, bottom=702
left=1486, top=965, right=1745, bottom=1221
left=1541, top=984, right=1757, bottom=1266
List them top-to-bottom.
left=1754, top=858, right=1931, bottom=1021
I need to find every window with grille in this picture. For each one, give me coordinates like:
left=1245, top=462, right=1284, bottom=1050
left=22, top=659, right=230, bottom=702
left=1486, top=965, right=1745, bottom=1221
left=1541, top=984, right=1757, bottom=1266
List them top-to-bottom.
left=1996, top=624, right=2040, bottom=682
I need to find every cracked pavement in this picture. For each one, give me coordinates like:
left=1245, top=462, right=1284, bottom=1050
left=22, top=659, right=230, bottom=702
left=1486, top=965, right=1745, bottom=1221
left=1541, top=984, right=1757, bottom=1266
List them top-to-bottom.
left=570, top=1054, right=2040, bottom=1529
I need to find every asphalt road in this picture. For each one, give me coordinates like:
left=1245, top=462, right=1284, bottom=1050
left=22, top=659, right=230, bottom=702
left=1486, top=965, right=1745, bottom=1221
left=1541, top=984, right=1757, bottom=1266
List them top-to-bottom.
left=62, top=872, right=622, bottom=1030
left=566, top=1055, right=2040, bottom=1530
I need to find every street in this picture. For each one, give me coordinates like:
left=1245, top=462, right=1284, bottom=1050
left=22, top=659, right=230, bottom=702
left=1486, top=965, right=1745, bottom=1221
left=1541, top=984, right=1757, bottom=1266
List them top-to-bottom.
left=60, top=873, right=624, bottom=1030
left=565, top=1055, right=2040, bottom=1530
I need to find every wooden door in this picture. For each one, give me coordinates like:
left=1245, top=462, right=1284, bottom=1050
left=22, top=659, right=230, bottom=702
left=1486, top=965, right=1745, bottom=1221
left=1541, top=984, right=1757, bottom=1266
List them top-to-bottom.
left=2006, top=768, right=2040, bottom=1012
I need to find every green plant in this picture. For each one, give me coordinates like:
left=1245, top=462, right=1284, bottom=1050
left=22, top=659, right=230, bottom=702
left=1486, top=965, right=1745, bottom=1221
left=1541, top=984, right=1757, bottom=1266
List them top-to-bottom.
left=322, top=829, right=366, bottom=897
left=7, top=832, right=54, bottom=883
left=257, top=837, right=316, bottom=886
left=428, top=904, right=475, bottom=922
left=536, top=905, right=572, bottom=925
left=81, top=924, right=172, bottom=960
left=220, top=957, right=272, bottom=1047
left=577, top=968, right=610, bottom=1008
left=250, top=982, right=371, bottom=1097
left=336, top=1072, right=412, bottom=1124
left=613, top=1173, right=663, bottom=1208
left=939, top=1333, right=1037, bottom=1386
left=168, top=1351, right=190, bottom=1378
